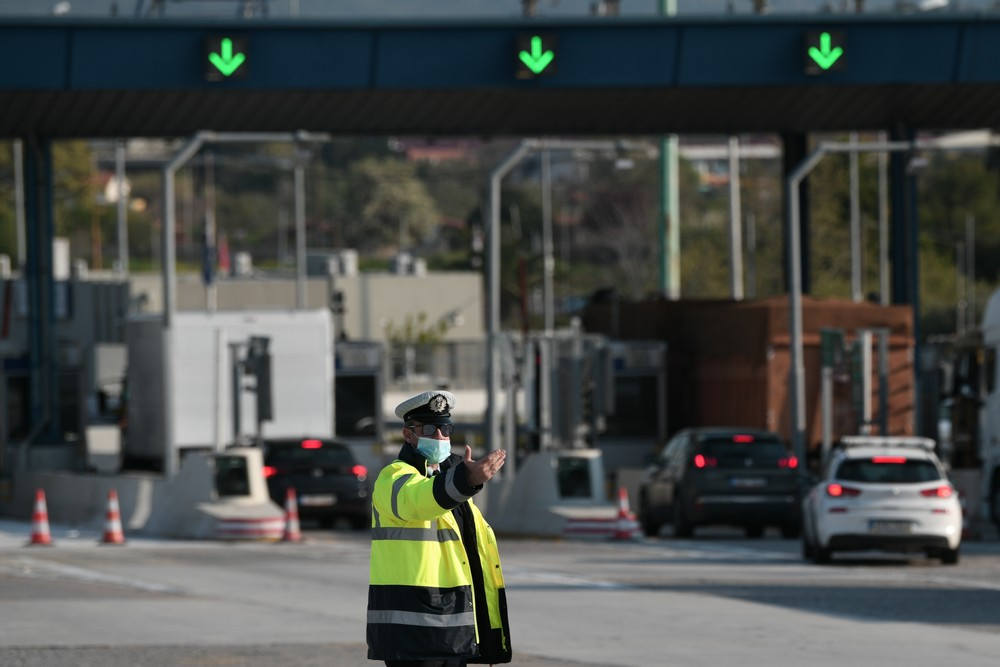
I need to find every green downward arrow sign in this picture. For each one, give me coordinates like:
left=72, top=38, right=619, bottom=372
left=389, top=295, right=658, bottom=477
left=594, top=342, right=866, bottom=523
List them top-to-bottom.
left=808, top=32, right=844, bottom=71
left=519, top=36, right=554, bottom=75
left=209, top=38, right=246, bottom=77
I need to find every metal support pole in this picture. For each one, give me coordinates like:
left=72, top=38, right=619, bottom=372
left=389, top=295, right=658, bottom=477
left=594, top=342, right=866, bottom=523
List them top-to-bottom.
left=659, top=0, right=680, bottom=300
left=850, top=132, right=862, bottom=302
left=878, top=133, right=889, bottom=305
left=162, top=135, right=204, bottom=475
left=728, top=135, right=744, bottom=300
left=787, top=138, right=914, bottom=473
left=13, top=140, right=25, bottom=270
left=115, top=140, right=129, bottom=275
left=488, top=142, right=533, bottom=456
left=294, top=148, right=307, bottom=310
left=541, top=148, right=554, bottom=332
left=787, top=148, right=826, bottom=474
left=205, top=150, right=217, bottom=312
left=746, top=213, right=757, bottom=299
left=966, top=214, right=975, bottom=331
left=859, top=329, right=873, bottom=434
left=877, top=329, right=890, bottom=435
left=230, top=341, right=244, bottom=445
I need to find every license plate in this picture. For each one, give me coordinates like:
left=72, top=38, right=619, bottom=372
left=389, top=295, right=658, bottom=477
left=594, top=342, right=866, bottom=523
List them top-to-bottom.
left=730, top=477, right=766, bottom=488
left=300, top=494, right=337, bottom=507
left=868, top=519, right=911, bottom=535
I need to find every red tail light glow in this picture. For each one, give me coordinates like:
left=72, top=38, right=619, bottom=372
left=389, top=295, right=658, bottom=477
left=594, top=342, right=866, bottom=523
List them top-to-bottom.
left=732, top=434, right=754, bottom=443
left=301, top=439, right=323, bottom=449
left=693, top=454, right=717, bottom=468
left=778, top=456, right=799, bottom=469
left=871, top=456, right=906, bottom=464
left=352, top=464, right=368, bottom=479
left=263, top=465, right=278, bottom=479
left=826, top=483, right=862, bottom=498
left=920, top=485, right=953, bottom=498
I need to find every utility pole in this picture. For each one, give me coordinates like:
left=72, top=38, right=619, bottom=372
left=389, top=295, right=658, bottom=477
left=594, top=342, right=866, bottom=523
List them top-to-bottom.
left=659, top=0, right=680, bottom=300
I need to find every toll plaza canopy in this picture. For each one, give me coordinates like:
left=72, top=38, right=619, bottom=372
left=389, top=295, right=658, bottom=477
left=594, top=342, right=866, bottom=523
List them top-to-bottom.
left=3, top=13, right=1000, bottom=138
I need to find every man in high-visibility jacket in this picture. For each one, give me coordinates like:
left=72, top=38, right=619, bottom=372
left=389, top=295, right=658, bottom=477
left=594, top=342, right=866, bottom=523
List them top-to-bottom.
left=367, top=390, right=512, bottom=667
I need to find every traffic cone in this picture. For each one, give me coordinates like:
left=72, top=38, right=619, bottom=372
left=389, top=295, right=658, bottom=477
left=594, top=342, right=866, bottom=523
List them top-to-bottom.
left=281, top=487, right=302, bottom=543
left=611, top=487, right=640, bottom=541
left=27, top=488, right=53, bottom=546
left=99, top=489, right=126, bottom=545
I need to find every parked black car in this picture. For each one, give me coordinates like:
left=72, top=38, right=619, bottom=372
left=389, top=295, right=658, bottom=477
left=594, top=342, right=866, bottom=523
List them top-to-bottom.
left=638, top=427, right=802, bottom=538
left=262, top=438, right=371, bottom=529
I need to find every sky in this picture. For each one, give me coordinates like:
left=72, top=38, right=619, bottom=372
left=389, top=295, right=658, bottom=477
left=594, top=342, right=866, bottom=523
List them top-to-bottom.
left=2, top=0, right=995, bottom=19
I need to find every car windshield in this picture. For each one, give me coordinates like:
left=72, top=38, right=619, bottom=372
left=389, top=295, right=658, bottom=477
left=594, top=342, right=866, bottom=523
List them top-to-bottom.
left=700, top=438, right=788, bottom=466
left=266, top=444, right=353, bottom=467
left=835, top=458, right=941, bottom=483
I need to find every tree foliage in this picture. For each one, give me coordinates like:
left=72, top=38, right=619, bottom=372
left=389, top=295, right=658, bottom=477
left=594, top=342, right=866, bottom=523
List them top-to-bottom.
left=3, top=135, right=999, bottom=346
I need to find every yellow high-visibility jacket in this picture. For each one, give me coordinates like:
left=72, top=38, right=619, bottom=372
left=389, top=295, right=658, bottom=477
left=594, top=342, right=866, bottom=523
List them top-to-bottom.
left=367, top=445, right=512, bottom=664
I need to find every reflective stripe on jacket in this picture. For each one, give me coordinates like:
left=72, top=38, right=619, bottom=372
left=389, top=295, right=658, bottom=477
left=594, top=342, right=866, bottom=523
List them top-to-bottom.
left=367, top=450, right=512, bottom=664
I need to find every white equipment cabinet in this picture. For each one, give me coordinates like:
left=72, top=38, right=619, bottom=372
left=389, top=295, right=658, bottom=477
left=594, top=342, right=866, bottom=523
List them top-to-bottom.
left=124, top=309, right=334, bottom=472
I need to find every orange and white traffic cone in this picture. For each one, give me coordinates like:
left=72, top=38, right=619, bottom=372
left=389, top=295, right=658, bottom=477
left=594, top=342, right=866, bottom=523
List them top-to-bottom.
left=281, top=487, right=302, bottom=543
left=611, top=487, right=640, bottom=541
left=27, top=488, right=53, bottom=546
left=99, top=489, right=126, bottom=545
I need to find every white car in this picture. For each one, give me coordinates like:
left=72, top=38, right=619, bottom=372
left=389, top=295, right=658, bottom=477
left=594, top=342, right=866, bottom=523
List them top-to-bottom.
left=802, top=436, right=962, bottom=565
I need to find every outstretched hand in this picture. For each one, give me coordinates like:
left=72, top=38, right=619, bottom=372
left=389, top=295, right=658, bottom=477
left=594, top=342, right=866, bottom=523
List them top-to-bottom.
left=464, top=445, right=506, bottom=487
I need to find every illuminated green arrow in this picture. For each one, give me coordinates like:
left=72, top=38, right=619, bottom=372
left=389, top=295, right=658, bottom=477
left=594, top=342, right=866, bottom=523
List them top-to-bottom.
left=808, top=32, right=843, bottom=71
left=518, top=36, right=554, bottom=75
left=208, top=38, right=246, bottom=77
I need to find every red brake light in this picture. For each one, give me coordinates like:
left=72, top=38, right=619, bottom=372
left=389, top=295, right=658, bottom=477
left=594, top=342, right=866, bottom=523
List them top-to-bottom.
left=732, top=434, right=754, bottom=443
left=301, top=439, right=323, bottom=449
left=693, top=454, right=717, bottom=468
left=778, top=456, right=798, bottom=469
left=871, top=456, right=906, bottom=464
left=352, top=464, right=368, bottom=479
left=263, top=465, right=278, bottom=479
left=826, top=483, right=862, bottom=498
left=921, top=485, right=953, bottom=498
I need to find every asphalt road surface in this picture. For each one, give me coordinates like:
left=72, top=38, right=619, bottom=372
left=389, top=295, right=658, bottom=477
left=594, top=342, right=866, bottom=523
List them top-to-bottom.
left=2, top=521, right=1000, bottom=666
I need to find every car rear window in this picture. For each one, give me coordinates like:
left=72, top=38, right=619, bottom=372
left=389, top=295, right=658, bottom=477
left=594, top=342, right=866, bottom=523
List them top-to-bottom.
left=699, top=438, right=788, bottom=467
left=265, top=443, right=354, bottom=467
left=835, top=458, right=941, bottom=483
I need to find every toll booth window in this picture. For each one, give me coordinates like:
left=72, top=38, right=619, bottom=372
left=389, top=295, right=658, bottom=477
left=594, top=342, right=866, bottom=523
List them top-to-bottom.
left=335, top=375, right=377, bottom=436
left=604, top=375, right=659, bottom=437
left=215, top=456, right=250, bottom=497
left=557, top=457, right=592, bottom=499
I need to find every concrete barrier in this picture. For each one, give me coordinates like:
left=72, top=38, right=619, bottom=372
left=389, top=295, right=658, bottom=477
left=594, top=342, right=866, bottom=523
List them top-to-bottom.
left=5, top=447, right=282, bottom=540
left=484, top=449, right=619, bottom=539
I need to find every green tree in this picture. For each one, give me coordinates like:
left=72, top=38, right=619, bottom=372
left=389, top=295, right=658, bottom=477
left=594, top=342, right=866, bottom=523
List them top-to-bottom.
left=52, top=141, right=102, bottom=266
left=334, top=156, right=441, bottom=254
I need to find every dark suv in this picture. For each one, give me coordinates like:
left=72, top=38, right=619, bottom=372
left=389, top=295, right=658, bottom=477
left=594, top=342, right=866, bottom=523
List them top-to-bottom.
left=639, top=427, right=801, bottom=538
left=262, top=438, right=371, bottom=530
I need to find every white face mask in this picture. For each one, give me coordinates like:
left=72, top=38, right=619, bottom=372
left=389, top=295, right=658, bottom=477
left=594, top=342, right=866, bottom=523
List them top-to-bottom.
left=416, top=436, right=452, bottom=464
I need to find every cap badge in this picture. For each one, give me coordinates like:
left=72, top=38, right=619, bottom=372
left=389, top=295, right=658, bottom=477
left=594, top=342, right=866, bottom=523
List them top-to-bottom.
left=429, top=395, right=448, bottom=413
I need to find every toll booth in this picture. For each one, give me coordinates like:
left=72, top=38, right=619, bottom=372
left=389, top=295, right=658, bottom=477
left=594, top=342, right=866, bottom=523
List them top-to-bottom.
left=0, top=271, right=130, bottom=478
left=522, top=331, right=667, bottom=477
left=597, top=341, right=669, bottom=471
left=486, top=448, right=628, bottom=539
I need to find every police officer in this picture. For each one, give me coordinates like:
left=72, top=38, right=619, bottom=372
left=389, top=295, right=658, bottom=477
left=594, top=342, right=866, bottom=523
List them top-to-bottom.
left=367, top=390, right=512, bottom=667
